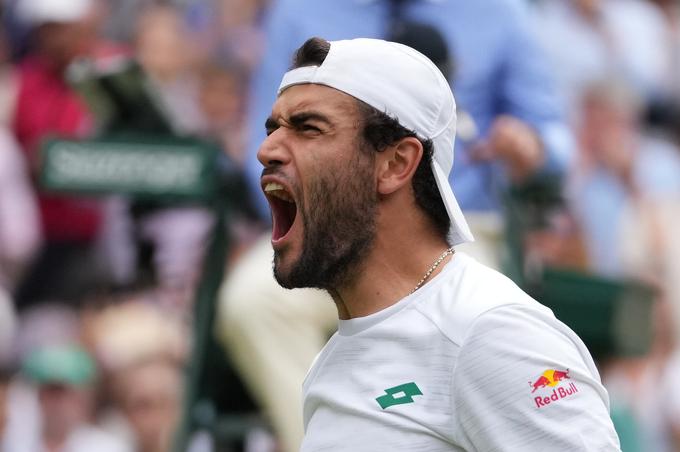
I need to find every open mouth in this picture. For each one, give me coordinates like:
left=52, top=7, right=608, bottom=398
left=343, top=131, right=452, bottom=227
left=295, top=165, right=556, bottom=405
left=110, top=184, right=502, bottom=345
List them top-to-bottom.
left=264, top=182, right=298, bottom=242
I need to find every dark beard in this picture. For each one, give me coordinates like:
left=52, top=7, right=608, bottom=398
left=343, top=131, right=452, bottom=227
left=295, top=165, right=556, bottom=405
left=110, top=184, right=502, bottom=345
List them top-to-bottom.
left=273, top=153, right=377, bottom=290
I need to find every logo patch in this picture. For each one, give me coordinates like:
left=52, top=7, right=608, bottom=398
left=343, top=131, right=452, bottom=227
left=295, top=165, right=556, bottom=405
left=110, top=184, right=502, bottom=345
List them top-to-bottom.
left=529, top=369, right=578, bottom=408
left=376, top=382, right=423, bottom=409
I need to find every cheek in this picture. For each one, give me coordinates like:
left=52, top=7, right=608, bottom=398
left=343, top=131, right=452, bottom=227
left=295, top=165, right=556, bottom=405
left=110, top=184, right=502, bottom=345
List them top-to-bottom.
left=294, top=138, right=372, bottom=201
left=308, top=157, right=374, bottom=213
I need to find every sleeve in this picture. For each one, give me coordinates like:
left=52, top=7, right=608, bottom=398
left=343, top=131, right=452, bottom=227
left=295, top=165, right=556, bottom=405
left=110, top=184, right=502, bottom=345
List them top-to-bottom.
left=243, top=0, right=308, bottom=220
left=497, top=1, right=574, bottom=176
left=452, top=304, right=621, bottom=451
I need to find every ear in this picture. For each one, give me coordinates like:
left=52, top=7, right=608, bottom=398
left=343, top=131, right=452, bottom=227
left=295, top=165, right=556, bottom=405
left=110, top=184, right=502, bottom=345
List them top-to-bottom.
left=376, top=137, right=423, bottom=196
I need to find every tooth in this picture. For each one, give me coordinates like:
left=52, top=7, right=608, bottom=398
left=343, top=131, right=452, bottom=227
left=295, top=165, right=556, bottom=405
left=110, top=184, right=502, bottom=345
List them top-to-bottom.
left=264, top=182, right=295, bottom=203
left=265, top=182, right=284, bottom=192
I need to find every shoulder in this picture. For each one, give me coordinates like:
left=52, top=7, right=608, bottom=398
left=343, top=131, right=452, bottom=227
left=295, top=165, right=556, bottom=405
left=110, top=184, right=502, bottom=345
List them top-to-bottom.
left=415, top=253, right=550, bottom=346
left=451, top=294, right=601, bottom=402
left=450, top=303, right=619, bottom=450
left=455, top=303, right=598, bottom=383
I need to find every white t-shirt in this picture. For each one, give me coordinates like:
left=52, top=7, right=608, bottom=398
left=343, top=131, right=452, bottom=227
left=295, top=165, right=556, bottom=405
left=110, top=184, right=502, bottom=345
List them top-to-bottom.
left=301, top=253, right=621, bottom=451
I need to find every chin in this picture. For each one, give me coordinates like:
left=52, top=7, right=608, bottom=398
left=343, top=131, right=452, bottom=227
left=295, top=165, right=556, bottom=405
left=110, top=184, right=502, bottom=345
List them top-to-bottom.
left=272, top=249, right=325, bottom=290
left=272, top=251, right=297, bottom=289
left=273, top=264, right=297, bottom=289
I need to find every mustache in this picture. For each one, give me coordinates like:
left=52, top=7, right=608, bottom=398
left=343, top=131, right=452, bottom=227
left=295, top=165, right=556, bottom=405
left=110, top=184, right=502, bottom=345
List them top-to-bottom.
left=261, top=167, right=286, bottom=179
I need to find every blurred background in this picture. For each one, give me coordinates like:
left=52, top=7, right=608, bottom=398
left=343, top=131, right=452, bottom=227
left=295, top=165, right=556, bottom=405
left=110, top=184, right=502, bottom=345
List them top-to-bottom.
left=0, top=0, right=679, bottom=451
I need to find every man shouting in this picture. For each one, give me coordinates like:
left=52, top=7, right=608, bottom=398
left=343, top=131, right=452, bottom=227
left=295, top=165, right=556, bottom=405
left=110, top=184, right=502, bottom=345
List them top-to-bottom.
left=258, top=37, right=620, bottom=451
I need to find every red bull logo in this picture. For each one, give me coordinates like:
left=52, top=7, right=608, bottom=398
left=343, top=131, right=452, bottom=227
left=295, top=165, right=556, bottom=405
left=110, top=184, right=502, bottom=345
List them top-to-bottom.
left=529, top=369, right=578, bottom=408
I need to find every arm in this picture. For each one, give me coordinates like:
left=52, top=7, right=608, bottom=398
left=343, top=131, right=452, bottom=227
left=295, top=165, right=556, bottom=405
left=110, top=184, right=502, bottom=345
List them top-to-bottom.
left=484, top=1, right=574, bottom=182
left=452, top=304, right=621, bottom=451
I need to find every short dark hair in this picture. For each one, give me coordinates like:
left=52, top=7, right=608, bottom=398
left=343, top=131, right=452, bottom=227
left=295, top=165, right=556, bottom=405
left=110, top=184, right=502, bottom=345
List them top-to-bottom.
left=291, top=37, right=451, bottom=240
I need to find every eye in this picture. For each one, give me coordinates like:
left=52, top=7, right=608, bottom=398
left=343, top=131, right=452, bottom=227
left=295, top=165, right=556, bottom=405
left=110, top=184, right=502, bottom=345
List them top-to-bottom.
left=300, top=124, right=322, bottom=134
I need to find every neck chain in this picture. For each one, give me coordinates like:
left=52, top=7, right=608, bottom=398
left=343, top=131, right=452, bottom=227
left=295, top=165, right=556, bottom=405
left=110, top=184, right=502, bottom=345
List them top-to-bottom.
left=410, top=247, right=455, bottom=294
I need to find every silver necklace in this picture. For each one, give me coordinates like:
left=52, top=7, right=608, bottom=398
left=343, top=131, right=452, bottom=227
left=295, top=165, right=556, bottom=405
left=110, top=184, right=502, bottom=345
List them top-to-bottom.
left=410, top=247, right=455, bottom=294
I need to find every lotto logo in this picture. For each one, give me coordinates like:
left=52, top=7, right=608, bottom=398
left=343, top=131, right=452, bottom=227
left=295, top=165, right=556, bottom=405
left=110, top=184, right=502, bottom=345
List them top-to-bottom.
left=376, top=382, right=423, bottom=409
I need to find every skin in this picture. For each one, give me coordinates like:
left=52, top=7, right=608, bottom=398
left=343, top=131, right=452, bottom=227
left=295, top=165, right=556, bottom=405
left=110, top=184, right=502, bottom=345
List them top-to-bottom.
left=134, top=6, right=194, bottom=83
left=258, top=84, right=452, bottom=319
left=578, top=89, right=638, bottom=192
left=263, top=91, right=377, bottom=291
left=469, top=115, right=544, bottom=183
left=118, top=360, right=181, bottom=452
left=39, top=384, right=92, bottom=451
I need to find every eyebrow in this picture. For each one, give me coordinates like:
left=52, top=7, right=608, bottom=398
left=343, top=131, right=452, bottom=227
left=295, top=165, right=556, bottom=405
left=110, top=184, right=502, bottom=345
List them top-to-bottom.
left=264, top=110, right=333, bottom=131
left=288, top=111, right=332, bottom=127
left=265, top=116, right=278, bottom=131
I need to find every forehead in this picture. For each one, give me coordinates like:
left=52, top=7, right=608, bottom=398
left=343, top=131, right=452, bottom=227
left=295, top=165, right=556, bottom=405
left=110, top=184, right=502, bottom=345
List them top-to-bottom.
left=272, top=83, right=359, bottom=122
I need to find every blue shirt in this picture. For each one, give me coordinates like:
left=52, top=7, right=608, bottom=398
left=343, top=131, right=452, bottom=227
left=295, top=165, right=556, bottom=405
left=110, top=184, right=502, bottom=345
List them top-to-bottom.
left=244, top=0, right=573, bottom=218
left=572, top=136, right=680, bottom=276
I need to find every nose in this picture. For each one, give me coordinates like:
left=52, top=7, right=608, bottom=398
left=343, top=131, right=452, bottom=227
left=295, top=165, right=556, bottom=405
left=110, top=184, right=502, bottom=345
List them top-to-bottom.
left=257, top=129, right=291, bottom=169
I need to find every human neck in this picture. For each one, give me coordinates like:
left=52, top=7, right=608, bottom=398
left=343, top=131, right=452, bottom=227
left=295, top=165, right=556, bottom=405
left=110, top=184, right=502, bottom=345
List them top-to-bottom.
left=330, top=229, right=452, bottom=320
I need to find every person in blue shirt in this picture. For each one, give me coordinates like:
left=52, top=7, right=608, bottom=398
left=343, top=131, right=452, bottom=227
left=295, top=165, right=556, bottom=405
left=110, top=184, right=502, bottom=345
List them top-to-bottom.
left=216, top=2, right=573, bottom=451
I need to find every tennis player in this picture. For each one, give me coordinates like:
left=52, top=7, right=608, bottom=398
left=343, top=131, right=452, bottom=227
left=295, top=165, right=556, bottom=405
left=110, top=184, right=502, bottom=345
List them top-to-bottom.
left=258, top=37, right=621, bottom=451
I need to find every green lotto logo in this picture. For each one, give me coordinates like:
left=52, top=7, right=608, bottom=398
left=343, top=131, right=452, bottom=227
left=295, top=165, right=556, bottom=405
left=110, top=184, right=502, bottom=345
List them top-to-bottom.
left=376, top=382, right=423, bottom=409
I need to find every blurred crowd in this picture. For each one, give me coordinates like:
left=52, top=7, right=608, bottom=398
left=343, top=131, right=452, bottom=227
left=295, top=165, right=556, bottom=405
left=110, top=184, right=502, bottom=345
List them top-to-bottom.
left=0, top=0, right=679, bottom=451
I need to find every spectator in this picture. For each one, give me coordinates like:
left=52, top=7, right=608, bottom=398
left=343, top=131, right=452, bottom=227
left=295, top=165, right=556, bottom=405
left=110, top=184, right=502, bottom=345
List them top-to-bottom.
left=10, top=0, right=114, bottom=307
left=100, top=0, right=156, bottom=44
left=183, top=0, right=267, bottom=73
left=533, top=0, right=671, bottom=121
left=216, top=1, right=573, bottom=450
left=134, top=4, right=205, bottom=135
left=124, top=5, right=216, bottom=310
left=0, top=17, right=40, bottom=292
left=195, top=59, right=265, bottom=260
left=196, top=61, right=248, bottom=165
left=568, top=79, right=680, bottom=277
left=0, top=130, right=41, bottom=292
left=621, top=196, right=680, bottom=336
left=82, top=297, right=188, bottom=451
left=85, top=298, right=187, bottom=372
left=4, top=343, right=129, bottom=452
left=114, top=358, right=182, bottom=452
